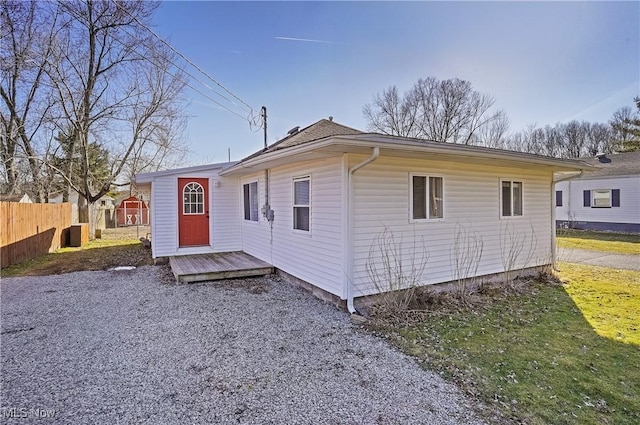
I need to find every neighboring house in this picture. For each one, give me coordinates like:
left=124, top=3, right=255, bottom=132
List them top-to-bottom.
left=135, top=118, right=590, bottom=311
left=555, top=152, right=640, bottom=233
left=49, top=189, right=116, bottom=228
left=48, top=190, right=115, bottom=207
left=0, top=193, right=33, bottom=203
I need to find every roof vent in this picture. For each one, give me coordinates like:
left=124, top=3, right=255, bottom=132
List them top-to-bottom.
left=328, top=116, right=333, bottom=122
left=287, top=126, right=300, bottom=135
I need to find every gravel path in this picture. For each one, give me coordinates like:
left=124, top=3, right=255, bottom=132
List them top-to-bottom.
left=558, top=248, right=640, bottom=270
left=1, top=267, right=486, bottom=424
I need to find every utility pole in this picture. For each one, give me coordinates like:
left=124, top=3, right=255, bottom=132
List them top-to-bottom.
left=262, top=106, right=267, bottom=148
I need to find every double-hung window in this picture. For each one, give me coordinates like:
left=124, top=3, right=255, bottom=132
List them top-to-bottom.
left=411, top=174, right=444, bottom=220
left=293, top=176, right=310, bottom=231
left=501, top=180, right=523, bottom=217
left=243, top=181, right=258, bottom=221
left=584, top=189, right=620, bottom=208
left=592, top=190, right=611, bottom=207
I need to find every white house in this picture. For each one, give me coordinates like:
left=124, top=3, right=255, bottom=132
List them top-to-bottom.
left=135, top=119, right=590, bottom=312
left=555, top=152, right=640, bottom=233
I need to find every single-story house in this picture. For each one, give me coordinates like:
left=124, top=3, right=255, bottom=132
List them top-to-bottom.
left=135, top=118, right=591, bottom=312
left=555, top=151, right=640, bottom=233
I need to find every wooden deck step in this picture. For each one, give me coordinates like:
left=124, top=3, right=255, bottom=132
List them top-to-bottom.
left=169, top=252, right=273, bottom=283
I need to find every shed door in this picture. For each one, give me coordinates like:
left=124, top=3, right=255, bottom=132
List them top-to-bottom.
left=178, top=178, right=209, bottom=247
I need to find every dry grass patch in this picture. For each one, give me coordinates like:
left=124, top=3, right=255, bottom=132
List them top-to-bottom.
left=1, top=238, right=152, bottom=277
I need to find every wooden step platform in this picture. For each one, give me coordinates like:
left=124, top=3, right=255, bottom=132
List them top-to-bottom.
left=169, top=251, right=273, bottom=283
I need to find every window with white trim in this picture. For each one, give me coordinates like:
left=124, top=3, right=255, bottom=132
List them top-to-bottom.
left=411, top=174, right=444, bottom=220
left=293, top=177, right=310, bottom=231
left=501, top=180, right=523, bottom=217
left=183, top=182, right=204, bottom=214
left=243, top=182, right=258, bottom=221
left=583, top=189, right=620, bottom=208
left=592, top=190, right=611, bottom=208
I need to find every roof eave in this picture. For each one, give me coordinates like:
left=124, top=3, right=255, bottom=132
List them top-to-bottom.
left=219, top=135, right=595, bottom=176
left=135, top=161, right=238, bottom=183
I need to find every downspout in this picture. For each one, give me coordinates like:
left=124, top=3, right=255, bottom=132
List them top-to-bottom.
left=346, top=147, right=380, bottom=314
left=551, top=171, right=584, bottom=270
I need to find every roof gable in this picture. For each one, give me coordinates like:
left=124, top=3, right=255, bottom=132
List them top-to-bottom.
left=237, top=119, right=362, bottom=163
left=270, top=119, right=362, bottom=151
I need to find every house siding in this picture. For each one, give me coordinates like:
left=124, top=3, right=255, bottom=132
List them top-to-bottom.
left=350, top=155, right=553, bottom=297
left=239, top=158, right=344, bottom=297
left=151, top=169, right=241, bottom=258
left=555, top=176, right=640, bottom=229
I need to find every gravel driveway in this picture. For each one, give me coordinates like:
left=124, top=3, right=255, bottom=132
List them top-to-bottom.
left=1, top=267, right=485, bottom=424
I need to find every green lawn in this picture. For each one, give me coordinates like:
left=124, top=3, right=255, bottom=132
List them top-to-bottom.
left=557, top=229, right=640, bottom=254
left=380, top=265, right=640, bottom=425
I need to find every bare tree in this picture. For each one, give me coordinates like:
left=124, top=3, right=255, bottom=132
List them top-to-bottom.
left=2, top=0, right=186, bottom=210
left=44, top=0, right=186, bottom=207
left=0, top=1, right=60, bottom=200
left=363, top=77, right=508, bottom=145
left=362, top=86, right=419, bottom=138
left=610, top=100, right=640, bottom=152
left=475, top=112, right=510, bottom=148
left=507, top=120, right=615, bottom=158
left=586, top=123, right=613, bottom=155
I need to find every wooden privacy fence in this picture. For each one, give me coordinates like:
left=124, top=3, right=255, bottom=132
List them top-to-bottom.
left=1, top=202, right=72, bottom=268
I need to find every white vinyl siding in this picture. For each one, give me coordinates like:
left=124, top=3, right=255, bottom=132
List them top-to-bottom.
left=351, top=155, right=552, bottom=297
left=240, top=158, right=344, bottom=296
left=148, top=169, right=241, bottom=258
left=556, top=176, right=640, bottom=225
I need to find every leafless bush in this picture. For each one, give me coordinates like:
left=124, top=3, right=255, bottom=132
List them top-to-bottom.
left=500, top=221, right=537, bottom=288
left=450, top=222, right=484, bottom=301
left=366, top=226, right=429, bottom=317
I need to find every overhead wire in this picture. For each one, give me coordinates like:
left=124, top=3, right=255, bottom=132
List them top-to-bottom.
left=57, top=0, right=261, bottom=127
left=110, top=0, right=257, bottom=114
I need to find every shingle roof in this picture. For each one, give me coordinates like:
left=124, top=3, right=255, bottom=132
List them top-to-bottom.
left=238, top=119, right=362, bottom=163
left=271, top=119, right=362, bottom=150
left=578, top=151, right=640, bottom=178
left=0, top=193, right=25, bottom=202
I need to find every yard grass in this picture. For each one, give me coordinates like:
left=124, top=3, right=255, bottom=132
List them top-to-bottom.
left=556, top=229, right=640, bottom=254
left=1, top=238, right=152, bottom=277
left=378, top=266, right=640, bottom=425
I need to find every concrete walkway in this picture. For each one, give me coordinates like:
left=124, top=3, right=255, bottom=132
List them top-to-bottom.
left=559, top=248, right=640, bottom=271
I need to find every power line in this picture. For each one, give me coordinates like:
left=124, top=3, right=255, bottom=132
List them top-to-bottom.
left=56, top=0, right=255, bottom=124
left=111, top=0, right=256, bottom=113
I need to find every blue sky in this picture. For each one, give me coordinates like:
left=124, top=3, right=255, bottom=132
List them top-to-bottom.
left=152, top=1, right=639, bottom=165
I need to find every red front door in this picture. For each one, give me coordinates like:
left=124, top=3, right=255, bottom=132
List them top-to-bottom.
left=178, top=178, right=210, bottom=247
